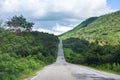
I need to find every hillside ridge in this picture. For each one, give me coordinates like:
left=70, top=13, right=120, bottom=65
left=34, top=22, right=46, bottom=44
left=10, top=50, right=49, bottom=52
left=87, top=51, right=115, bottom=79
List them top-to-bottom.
left=60, top=10, right=120, bottom=45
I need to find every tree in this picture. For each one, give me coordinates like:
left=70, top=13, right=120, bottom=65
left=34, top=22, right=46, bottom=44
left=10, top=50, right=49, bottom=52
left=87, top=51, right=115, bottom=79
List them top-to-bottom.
left=6, top=15, right=34, bottom=33
left=0, top=18, right=3, bottom=27
left=25, top=22, right=34, bottom=32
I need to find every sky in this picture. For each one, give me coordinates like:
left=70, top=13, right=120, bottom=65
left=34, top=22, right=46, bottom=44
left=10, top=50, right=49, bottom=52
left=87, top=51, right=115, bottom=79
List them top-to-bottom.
left=0, top=0, right=120, bottom=35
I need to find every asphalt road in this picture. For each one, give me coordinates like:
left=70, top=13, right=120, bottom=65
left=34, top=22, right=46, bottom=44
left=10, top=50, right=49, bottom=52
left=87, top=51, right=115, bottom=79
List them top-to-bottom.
left=26, top=40, right=120, bottom=80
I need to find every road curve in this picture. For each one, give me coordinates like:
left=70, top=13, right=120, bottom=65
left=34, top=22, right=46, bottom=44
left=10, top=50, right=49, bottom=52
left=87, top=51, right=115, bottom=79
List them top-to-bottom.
left=26, top=40, right=120, bottom=80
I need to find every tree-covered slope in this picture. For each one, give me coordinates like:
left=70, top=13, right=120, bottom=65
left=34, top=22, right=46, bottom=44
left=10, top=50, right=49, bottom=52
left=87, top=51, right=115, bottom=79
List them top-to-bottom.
left=60, top=11, right=120, bottom=45
left=0, top=27, right=59, bottom=80
left=63, top=38, right=120, bottom=74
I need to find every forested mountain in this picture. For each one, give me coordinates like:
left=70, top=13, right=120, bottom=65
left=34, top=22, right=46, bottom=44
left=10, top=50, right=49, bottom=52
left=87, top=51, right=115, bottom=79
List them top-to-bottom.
left=60, top=11, right=120, bottom=45
left=60, top=11, right=120, bottom=74
left=0, top=27, right=59, bottom=80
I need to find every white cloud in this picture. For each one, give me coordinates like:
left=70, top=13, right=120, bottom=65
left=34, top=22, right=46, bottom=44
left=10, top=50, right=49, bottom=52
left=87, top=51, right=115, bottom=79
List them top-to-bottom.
left=0, top=0, right=114, bottom=35
left=1, top=0, right=113, bottom=19
left=33, top=24, right=73, bottom=35
left=52, top=24, right=73, bottom=33
left=33, top=28, right=61, bottom=35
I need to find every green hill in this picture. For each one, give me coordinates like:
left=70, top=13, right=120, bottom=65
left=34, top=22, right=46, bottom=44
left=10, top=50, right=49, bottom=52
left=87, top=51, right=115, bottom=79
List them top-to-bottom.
left=60, top=10, right=120, bottom=45
left=60, top=11, right=120, bottom=74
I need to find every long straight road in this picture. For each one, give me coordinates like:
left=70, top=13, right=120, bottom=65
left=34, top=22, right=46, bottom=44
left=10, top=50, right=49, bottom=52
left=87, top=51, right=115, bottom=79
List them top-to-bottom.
left=27, top=40, right=120, bottom=80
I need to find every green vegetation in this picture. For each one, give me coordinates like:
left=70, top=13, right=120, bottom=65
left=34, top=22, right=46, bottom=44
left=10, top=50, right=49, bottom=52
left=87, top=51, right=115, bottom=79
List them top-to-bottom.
left=60, top=11, right=120, bottom=45
left=61, top=11, right=120, bottom=74
left=0, top=15, right=59, bottom=80
left=6, top=15, right=34, bottom=33
left=63, top=38, right=120, bottom=74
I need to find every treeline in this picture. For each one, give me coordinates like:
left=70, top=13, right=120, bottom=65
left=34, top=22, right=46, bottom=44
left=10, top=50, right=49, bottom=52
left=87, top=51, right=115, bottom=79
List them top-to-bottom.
left=0, top=27, right=59, bottom=80
left=63, top=38, right=120, bottom=74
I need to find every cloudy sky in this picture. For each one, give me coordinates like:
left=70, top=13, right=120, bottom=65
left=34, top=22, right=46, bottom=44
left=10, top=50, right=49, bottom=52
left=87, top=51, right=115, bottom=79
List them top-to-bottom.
left=0, top=0, right=120, bottom=35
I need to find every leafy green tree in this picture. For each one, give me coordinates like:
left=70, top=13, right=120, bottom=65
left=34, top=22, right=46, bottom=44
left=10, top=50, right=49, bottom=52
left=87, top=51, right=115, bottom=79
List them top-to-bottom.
left=6, top=15, right=34, bottom=33
left=25, top=22, right=34, bottom=32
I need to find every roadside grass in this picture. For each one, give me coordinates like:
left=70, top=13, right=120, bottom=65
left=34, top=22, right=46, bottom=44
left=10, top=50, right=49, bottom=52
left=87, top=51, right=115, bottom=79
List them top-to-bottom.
left=63, top=48, right=120, bottom=75
left=19, top=64, right=45, bottom=80
left=80, top=64, right=120, bottom=75
left=92, top=64, right=120, bottom=75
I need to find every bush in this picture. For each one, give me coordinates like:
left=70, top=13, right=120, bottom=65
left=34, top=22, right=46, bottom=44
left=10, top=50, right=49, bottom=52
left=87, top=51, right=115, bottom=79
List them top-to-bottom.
left=0, top=28, right=59, bottom=80
left=63, top=38, right=120, bottom=74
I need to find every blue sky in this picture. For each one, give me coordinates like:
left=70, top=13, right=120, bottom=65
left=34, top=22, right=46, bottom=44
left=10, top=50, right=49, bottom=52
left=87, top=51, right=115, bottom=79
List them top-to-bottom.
left=0, top=0, right=119, bottom=35
left=107, top=0, right=120, bottom=10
